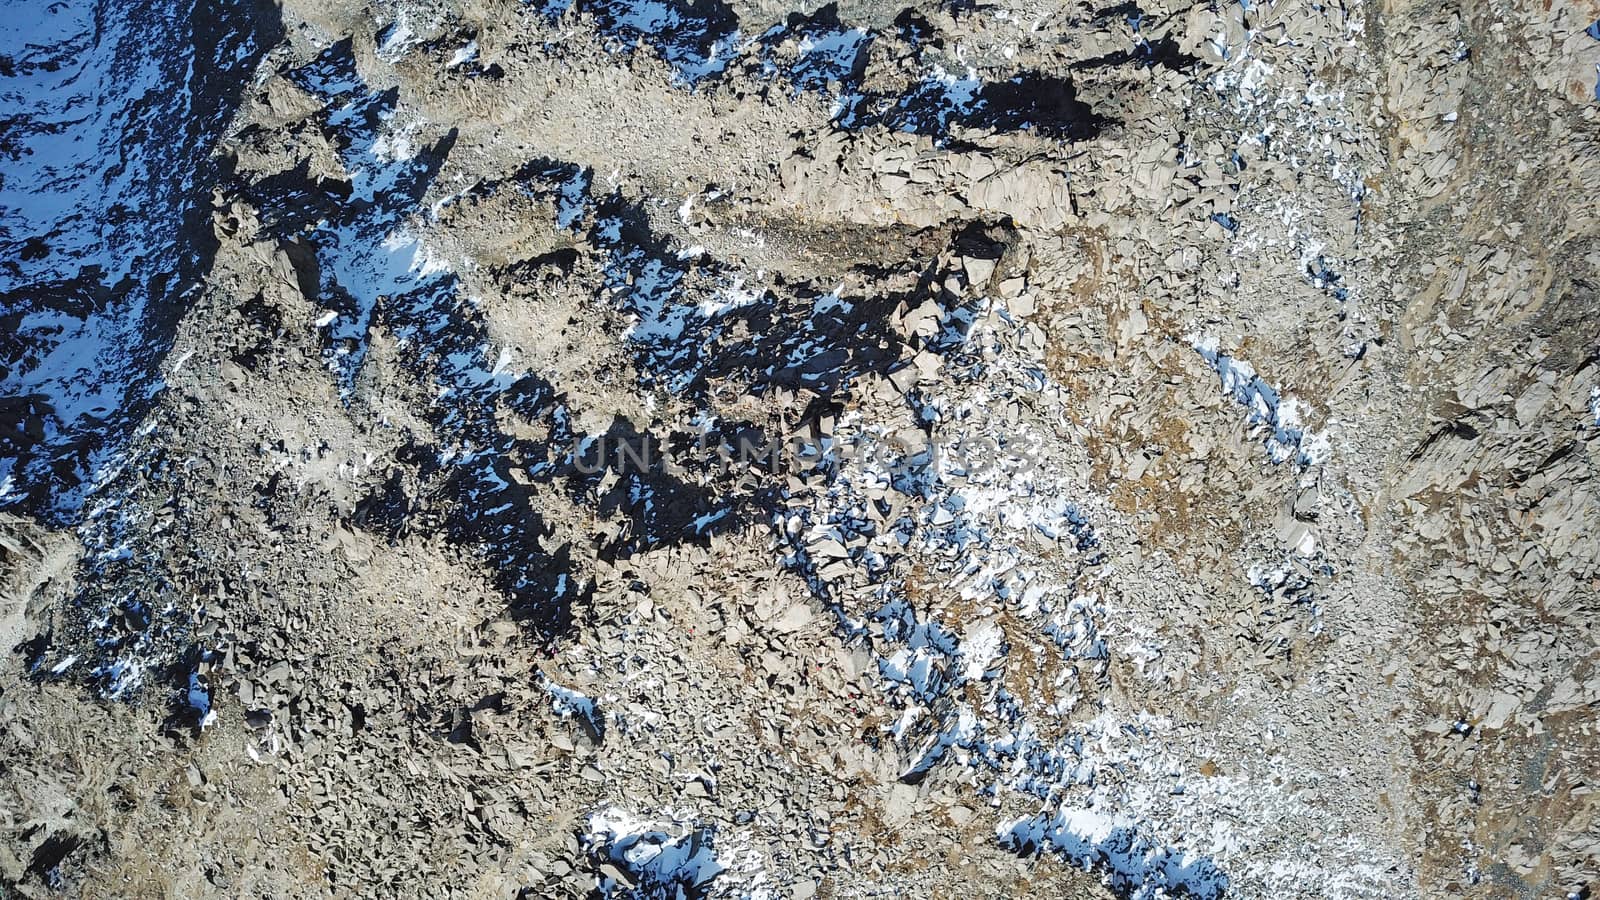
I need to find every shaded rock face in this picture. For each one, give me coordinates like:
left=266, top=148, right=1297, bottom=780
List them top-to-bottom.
left=0, top=0, right=282, bottom=524
left=0, top=0, right=1598, bottom=899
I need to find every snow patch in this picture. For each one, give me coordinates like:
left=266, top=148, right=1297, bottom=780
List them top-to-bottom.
left=1191, top=335, right=1330, bottom=467
left=583, top=807, right=727, bottom=897
left=999, top=808, right=1229, bottom=900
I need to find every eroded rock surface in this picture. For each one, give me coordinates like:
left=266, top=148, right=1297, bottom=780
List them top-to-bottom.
left=3, top=0, right=1599, bottom=897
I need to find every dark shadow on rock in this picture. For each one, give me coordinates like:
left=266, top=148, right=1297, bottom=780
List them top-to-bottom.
left=0, top=0, right=285, bottom=526
left=527, top=0, right=740, bottom=82
left=757, top=3, right=875, bottom=96
left=1072, top=36, right=1200, bottom=72
left=844, top=69, right=1111, bottom=141
left=962, top=73, right=1107, bottom=140
left=234, top=156, right=353, bottom=233
left=583, top=190, right=910, bottom=400
left=24, top=831, right=82, bottom=889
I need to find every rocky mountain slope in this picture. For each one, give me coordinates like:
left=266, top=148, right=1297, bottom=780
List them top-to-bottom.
left=3, top=0, right=1599, bottom=897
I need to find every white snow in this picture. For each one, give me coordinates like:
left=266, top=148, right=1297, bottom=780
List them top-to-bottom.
left=0, top=0, right=261, bottom=517
left=376, top=14, right=420, bottom=62
left=448, top=40, right=478, bottom=68
left=768, top=303, right=1406, bottom=897
left=1191, top=334, right=1330, bottom=467
left=959, top=619, right=1006, bottom=681
left=544, top=680, right=598, bottom=721
left=999, top=806, right=1228, bottom=900
left=584, top=807, right=727, bottom=894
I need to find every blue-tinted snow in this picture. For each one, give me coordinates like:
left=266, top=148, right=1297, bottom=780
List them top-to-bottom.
left=0, top=0, right=275, bottom=522
left=517, top=0, right=1109, bottom=139
left=527, top=0, right=741, bottom=84
left=757, top=6, right=874, bottom=97
left=375, top=12, right=423, bottom=62
left=790, top=27, right=872, bottom=91
left=449, top=39, right=479, bottom=68
left=282, top=40, right=459, bottom=388
left=278, top=45, right=602, bottom=633
left=265, top=52, right=759, bottom=629
left=843, top=65, right=982, bottom=133
left=853, top=70, right=1107, bottom=139
left=577, top=191, right=904, bottom=400
left=1306, top=255, right=1350, bottom=303
left=760, top=303, right=1275, bottom=895
left=1192, top=336, right=1330, bottom=466
left=780, top=428, right=1232, bottom=892
left=35, top=435, right=205, bottom=700
left=1249, top=559, right=1326, bottom=638
left=1040, top=596, right=1108, bottom=661
left=186, top=670, right=216, bottom=728
left=544, top=677, right=607, bottom=739
left=583, top=807, right=726, bottom=896
left=999, top=809, right=1229, bottom=900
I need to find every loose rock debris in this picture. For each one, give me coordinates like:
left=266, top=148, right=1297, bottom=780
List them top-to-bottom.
left=3, top=0, right=1600, bottom=897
